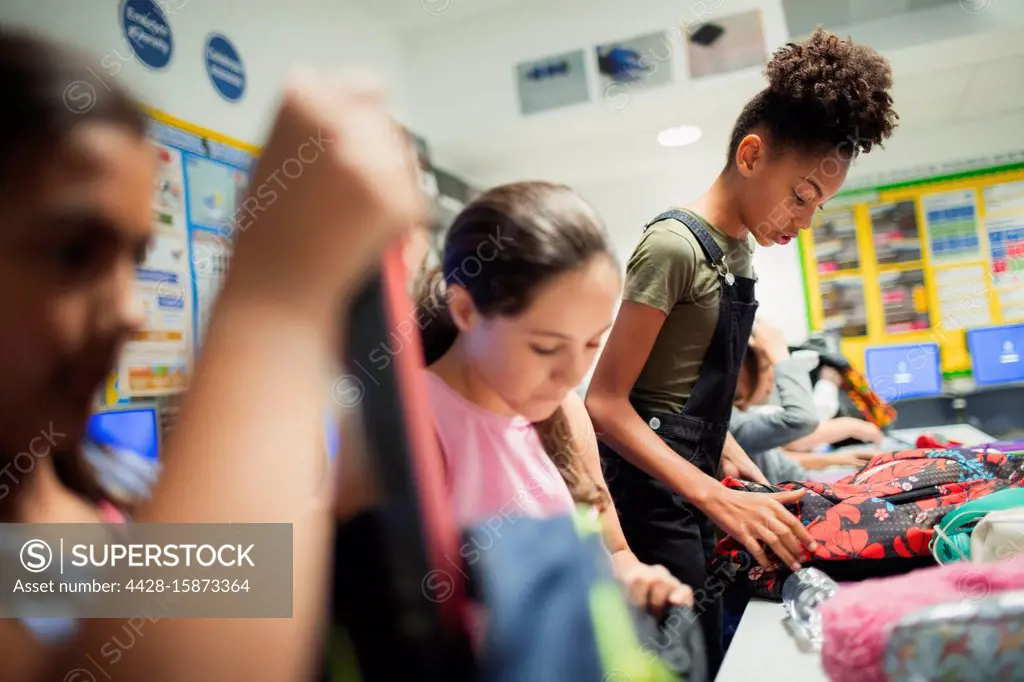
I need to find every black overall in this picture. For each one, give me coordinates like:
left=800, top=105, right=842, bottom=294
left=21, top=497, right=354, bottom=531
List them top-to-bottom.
left=599, top=210, right=758, bottom=677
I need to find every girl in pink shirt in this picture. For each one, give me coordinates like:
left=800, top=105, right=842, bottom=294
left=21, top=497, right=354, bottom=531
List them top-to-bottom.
left=416, top=181, right=691, bottom=615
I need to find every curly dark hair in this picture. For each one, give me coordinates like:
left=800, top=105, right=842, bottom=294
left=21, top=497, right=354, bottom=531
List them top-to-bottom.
left=727, top=26, right=898, bottom=165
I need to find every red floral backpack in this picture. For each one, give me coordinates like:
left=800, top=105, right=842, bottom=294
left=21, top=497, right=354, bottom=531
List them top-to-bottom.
left=709, top=447, right=1024, bottom=599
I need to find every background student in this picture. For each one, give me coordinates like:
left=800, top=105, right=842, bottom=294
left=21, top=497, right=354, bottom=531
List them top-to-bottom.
left=586, top=27, right=898, bottom=674
left=0, top=31, right=425, bottom=681
left=415, top=181, right=692, bottom=617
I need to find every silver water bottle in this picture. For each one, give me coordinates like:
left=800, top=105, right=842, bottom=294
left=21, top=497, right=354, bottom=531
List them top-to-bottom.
left=781, top=567, right=839, bottom=650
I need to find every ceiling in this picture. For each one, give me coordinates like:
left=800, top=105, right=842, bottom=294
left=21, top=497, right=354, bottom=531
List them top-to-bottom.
left=354, top=0, right=523, bottom=31
left=360, top=0, right=1024, bottom=204
left=782, top=0, right=960, bottom=38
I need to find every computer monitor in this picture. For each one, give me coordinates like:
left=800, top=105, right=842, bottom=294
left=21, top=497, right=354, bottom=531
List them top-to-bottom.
left=966, top=323, right=1024, bottom=386
left=864, top=342, right=943, bottom=401
left=86, top=404, right=160, bottom=461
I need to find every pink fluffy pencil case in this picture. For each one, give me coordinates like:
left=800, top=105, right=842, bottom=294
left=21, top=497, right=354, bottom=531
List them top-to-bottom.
left=818, top=557, right=1024, bottom=682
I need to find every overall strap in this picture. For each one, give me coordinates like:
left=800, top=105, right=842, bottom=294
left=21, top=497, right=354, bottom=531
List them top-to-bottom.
left=644, top=209, right=725, bottom=270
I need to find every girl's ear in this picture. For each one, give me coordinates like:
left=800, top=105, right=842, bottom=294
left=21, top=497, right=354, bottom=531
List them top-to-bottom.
left=446, top=284, right=478, bottom=333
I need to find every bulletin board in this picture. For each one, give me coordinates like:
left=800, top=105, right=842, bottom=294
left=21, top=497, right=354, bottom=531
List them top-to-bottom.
left=103, top=108, right=259, bottom=404
left=799, top=163, right=1024, bottom=377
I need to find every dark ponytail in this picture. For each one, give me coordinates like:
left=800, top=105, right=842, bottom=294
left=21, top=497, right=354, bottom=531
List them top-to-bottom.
left=416, top=181, right=614, bottom=508
left=416, top=266, right=461, bottom=365
left=535, top=407, right=608, bottom=511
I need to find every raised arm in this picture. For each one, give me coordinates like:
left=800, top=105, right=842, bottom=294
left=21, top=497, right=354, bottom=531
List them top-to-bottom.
left=48, top=73, right=424, bottom=682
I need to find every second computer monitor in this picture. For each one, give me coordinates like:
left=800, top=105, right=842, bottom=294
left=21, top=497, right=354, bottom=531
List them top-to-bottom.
left=966, top=323, right=1024, bottom=386
left=864, top=342, right=943, bottom=401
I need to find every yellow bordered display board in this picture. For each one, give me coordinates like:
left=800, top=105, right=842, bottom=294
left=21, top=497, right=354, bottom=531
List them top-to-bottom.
left=104, top=108, right=260, bottom=405
left=799, top=163, right=1024, bottom=376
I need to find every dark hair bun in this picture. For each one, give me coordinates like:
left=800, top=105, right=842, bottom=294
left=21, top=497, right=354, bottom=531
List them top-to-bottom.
left=764, top=27, right=898, bottom=154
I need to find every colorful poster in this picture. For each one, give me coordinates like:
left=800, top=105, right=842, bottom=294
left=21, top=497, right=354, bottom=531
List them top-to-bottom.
left=515, top=50, right=589, bottom=115
left=111, top=117, right=255, bottom=397
left=117, top=143, right=192, bottom=397
left=185, top=157, right=249, bottom=229
left=922, top=189, right=981, bottom=263
left=871, top=201, right=922, bottom=265
left=813, top=209, right=859, bottom=274
left=986, top=214, right=1024, bottom=321
left=934, top=265, right=991, bottom=330
left=880, top=269, right=930, bottom=333
left=819, top=276, right=867, bottom=337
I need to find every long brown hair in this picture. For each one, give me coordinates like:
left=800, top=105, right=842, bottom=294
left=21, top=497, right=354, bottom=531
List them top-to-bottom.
left=0, top=28, right=147, bottom=506
left=416, top=182, right=613, bottom=509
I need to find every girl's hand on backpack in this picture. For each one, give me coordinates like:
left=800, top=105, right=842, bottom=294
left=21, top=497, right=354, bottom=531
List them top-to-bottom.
left=227, top=70, right=425, bottom=327
left=719, top=433, right=770, bottom=486
left=700, top=487, right=817, bottom=572
left=620, top=561, right=693, bottom=616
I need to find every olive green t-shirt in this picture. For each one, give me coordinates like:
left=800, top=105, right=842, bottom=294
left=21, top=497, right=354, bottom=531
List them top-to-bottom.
left=625, top=210, right=756, bottom=415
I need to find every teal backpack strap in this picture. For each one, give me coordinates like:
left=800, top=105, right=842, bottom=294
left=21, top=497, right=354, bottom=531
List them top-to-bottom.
left=931, top=487, right=1024, bottom=564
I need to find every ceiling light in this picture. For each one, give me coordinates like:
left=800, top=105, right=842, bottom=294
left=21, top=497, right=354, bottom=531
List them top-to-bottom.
left=657, top=125, right=702, bottom=147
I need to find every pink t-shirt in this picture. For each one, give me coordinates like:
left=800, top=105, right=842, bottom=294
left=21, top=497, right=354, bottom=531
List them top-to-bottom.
left=425, top=371, right=576, bottom=528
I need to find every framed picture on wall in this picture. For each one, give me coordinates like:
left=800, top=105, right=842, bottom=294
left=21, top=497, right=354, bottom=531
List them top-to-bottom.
left=871, top=200, right=922, bottom=265
left=813, top=208, right=860, bottom=274
left=880, top=268, right=930, bottom=334
left=820, top=276, right=868, bottom=338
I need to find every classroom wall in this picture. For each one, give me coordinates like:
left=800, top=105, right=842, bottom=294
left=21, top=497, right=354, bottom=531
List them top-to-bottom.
left=0, top=0, right=412, bottom=145
left=400, top=0, right=1024, bottom=344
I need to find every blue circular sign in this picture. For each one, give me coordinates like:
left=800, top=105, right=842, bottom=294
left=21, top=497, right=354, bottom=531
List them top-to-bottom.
left=120, top=0, right=173, bottom=70
left=204, top=34, right=246, bottom=103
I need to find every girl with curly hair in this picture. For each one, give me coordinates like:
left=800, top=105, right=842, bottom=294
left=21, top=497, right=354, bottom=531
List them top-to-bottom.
left=586, top=27, right=899, bottom=674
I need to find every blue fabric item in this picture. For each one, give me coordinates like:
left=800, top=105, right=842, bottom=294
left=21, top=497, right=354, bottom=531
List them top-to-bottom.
left=467, top=513, right=608, bottom=682
left=884, top=590, right=1024, bottom=681
left=20, top=617, right=78, bottom=645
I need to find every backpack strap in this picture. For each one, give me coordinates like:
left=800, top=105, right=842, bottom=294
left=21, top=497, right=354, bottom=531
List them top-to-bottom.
left=645, top=209, right=733, bottom=284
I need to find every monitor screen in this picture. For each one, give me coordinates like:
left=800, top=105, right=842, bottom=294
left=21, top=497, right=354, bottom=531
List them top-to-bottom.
left=967, top=323, right=1024, bottom=386
left=864, top=342, right=942, bottom=401
left=87, top=407, right=160, bottom=461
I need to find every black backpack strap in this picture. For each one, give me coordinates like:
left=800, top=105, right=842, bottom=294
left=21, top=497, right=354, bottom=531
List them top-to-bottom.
left=644, top=209, right=729, bottom=279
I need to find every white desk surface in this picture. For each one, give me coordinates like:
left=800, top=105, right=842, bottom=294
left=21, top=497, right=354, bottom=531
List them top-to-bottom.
left=716, top=422, right=997, bottom=682
left=888, top=423, right=996, bottom=447
left=717, top=598, right=828, bottom=682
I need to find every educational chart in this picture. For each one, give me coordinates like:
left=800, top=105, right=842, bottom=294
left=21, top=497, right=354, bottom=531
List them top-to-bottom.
left=115, top=116, right=255, bottom=398
left=117, top=142, right=191, bottom=397
left=799, top=166, right=1024, bottom=376
left=984, top=181, right=1024, bottom=322
left=922, top=189, right=981, bottom=263
left=871, top=201, right=922, bottom=265
left=813, top=208, right=859, bottom=273
left=934, top=264, right=992, bottom=330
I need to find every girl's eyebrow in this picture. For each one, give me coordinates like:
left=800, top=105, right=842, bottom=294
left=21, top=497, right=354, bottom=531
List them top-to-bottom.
left=530, top=322, right=613, bottom=340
